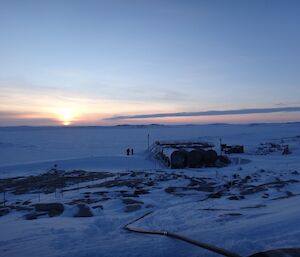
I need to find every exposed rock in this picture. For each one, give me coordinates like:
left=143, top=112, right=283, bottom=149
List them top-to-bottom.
left=218, top=155, right=231, bottom=164
left=0, top=170, right=114, bottom=195
left=232, top=174, right=240, bottom=179
left=93, top=178, right=144, bottom=188
left=188, top=179, right=215, bottom=192
left=145, top=181, right=155, bottom=187
left=240, top=186, right=266, bottom=195
left=164, top=187, right=176, bottom=194
left=134, top=189, right=149, bottom=195
left=92, top=191, right=109, bottom=196
left=209, top=191, right=223, bottom=198
left=272, top=191, right=297, bottom=200
left=286, top=191, right=295, bottom=197
left=122, top=193, right=139, bottom=198
left=262, top=193, right=269, bottom=198
left=228, top=195, right=245, bottom=200
left=122, top=198, right=143, bottom=205
left=22, top=200, right=31, bottom=205
left=35, top=203, right=64, bottom=217
left=74, top=204, right=93, bottom=217
left=124, top=204, right=141, bottom=212
left=240, top=204, right=266, bottom=209
left=7, top=205, right=34, bottom=212
left=15, top=205, right=34, bottom=211
left=92, top=205, right=103, bottom=210
left=0, top=207, right=10, bottom=216
left=199, top=208, right=235, bottom=211
left=24, top=212, right=47, bottom=220
left=220, top=213, right=242, bottom=217
left=249, top=248, right=300, bottom=257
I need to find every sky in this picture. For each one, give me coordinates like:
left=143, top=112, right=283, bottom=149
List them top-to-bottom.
left=0, top=0, right=300, bottom=126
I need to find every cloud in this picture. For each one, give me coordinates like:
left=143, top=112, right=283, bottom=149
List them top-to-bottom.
left=106, top=106, right=300, bottom=120
left=0, top=111, right=58, bottom=126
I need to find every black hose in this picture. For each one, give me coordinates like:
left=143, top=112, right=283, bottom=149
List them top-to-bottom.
left=123, top=211, right=242, bottom=257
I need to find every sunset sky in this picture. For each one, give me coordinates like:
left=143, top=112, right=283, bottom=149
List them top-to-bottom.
left=0, top=0, right=300, bottom=126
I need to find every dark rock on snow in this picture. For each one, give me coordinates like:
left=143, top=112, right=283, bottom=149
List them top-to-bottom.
left=122, top=198, right=143, bottom=205
left=35, top=203, right=64, bottom=217
left=74, top=204, right=93, bottom=217
left=124, top=204, right=142, bottom=212
left=0, top=207, right=10, bottom=216
left=24, top=212, right=48, bottom=220
left=249, top=248, right=300, bottom=257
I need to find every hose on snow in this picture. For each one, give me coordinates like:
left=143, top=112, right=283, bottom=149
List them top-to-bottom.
left=123, top=211, right=242, bottom=257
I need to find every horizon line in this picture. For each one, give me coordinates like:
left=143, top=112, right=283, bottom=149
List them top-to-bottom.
left=0, top=120, right=300, bottom=128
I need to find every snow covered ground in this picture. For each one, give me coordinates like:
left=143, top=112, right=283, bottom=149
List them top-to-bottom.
left=0, top=123, right=300, bottom=257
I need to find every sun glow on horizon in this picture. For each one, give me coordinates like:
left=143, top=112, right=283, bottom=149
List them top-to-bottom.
left=55, top=108, right=77, bottom=126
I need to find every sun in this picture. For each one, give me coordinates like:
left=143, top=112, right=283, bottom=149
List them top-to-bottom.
left=56, top=108, right=76, bottom=126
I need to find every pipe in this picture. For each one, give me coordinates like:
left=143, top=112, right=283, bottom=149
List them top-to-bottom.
left=123, top=211, right=242, bottom=257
